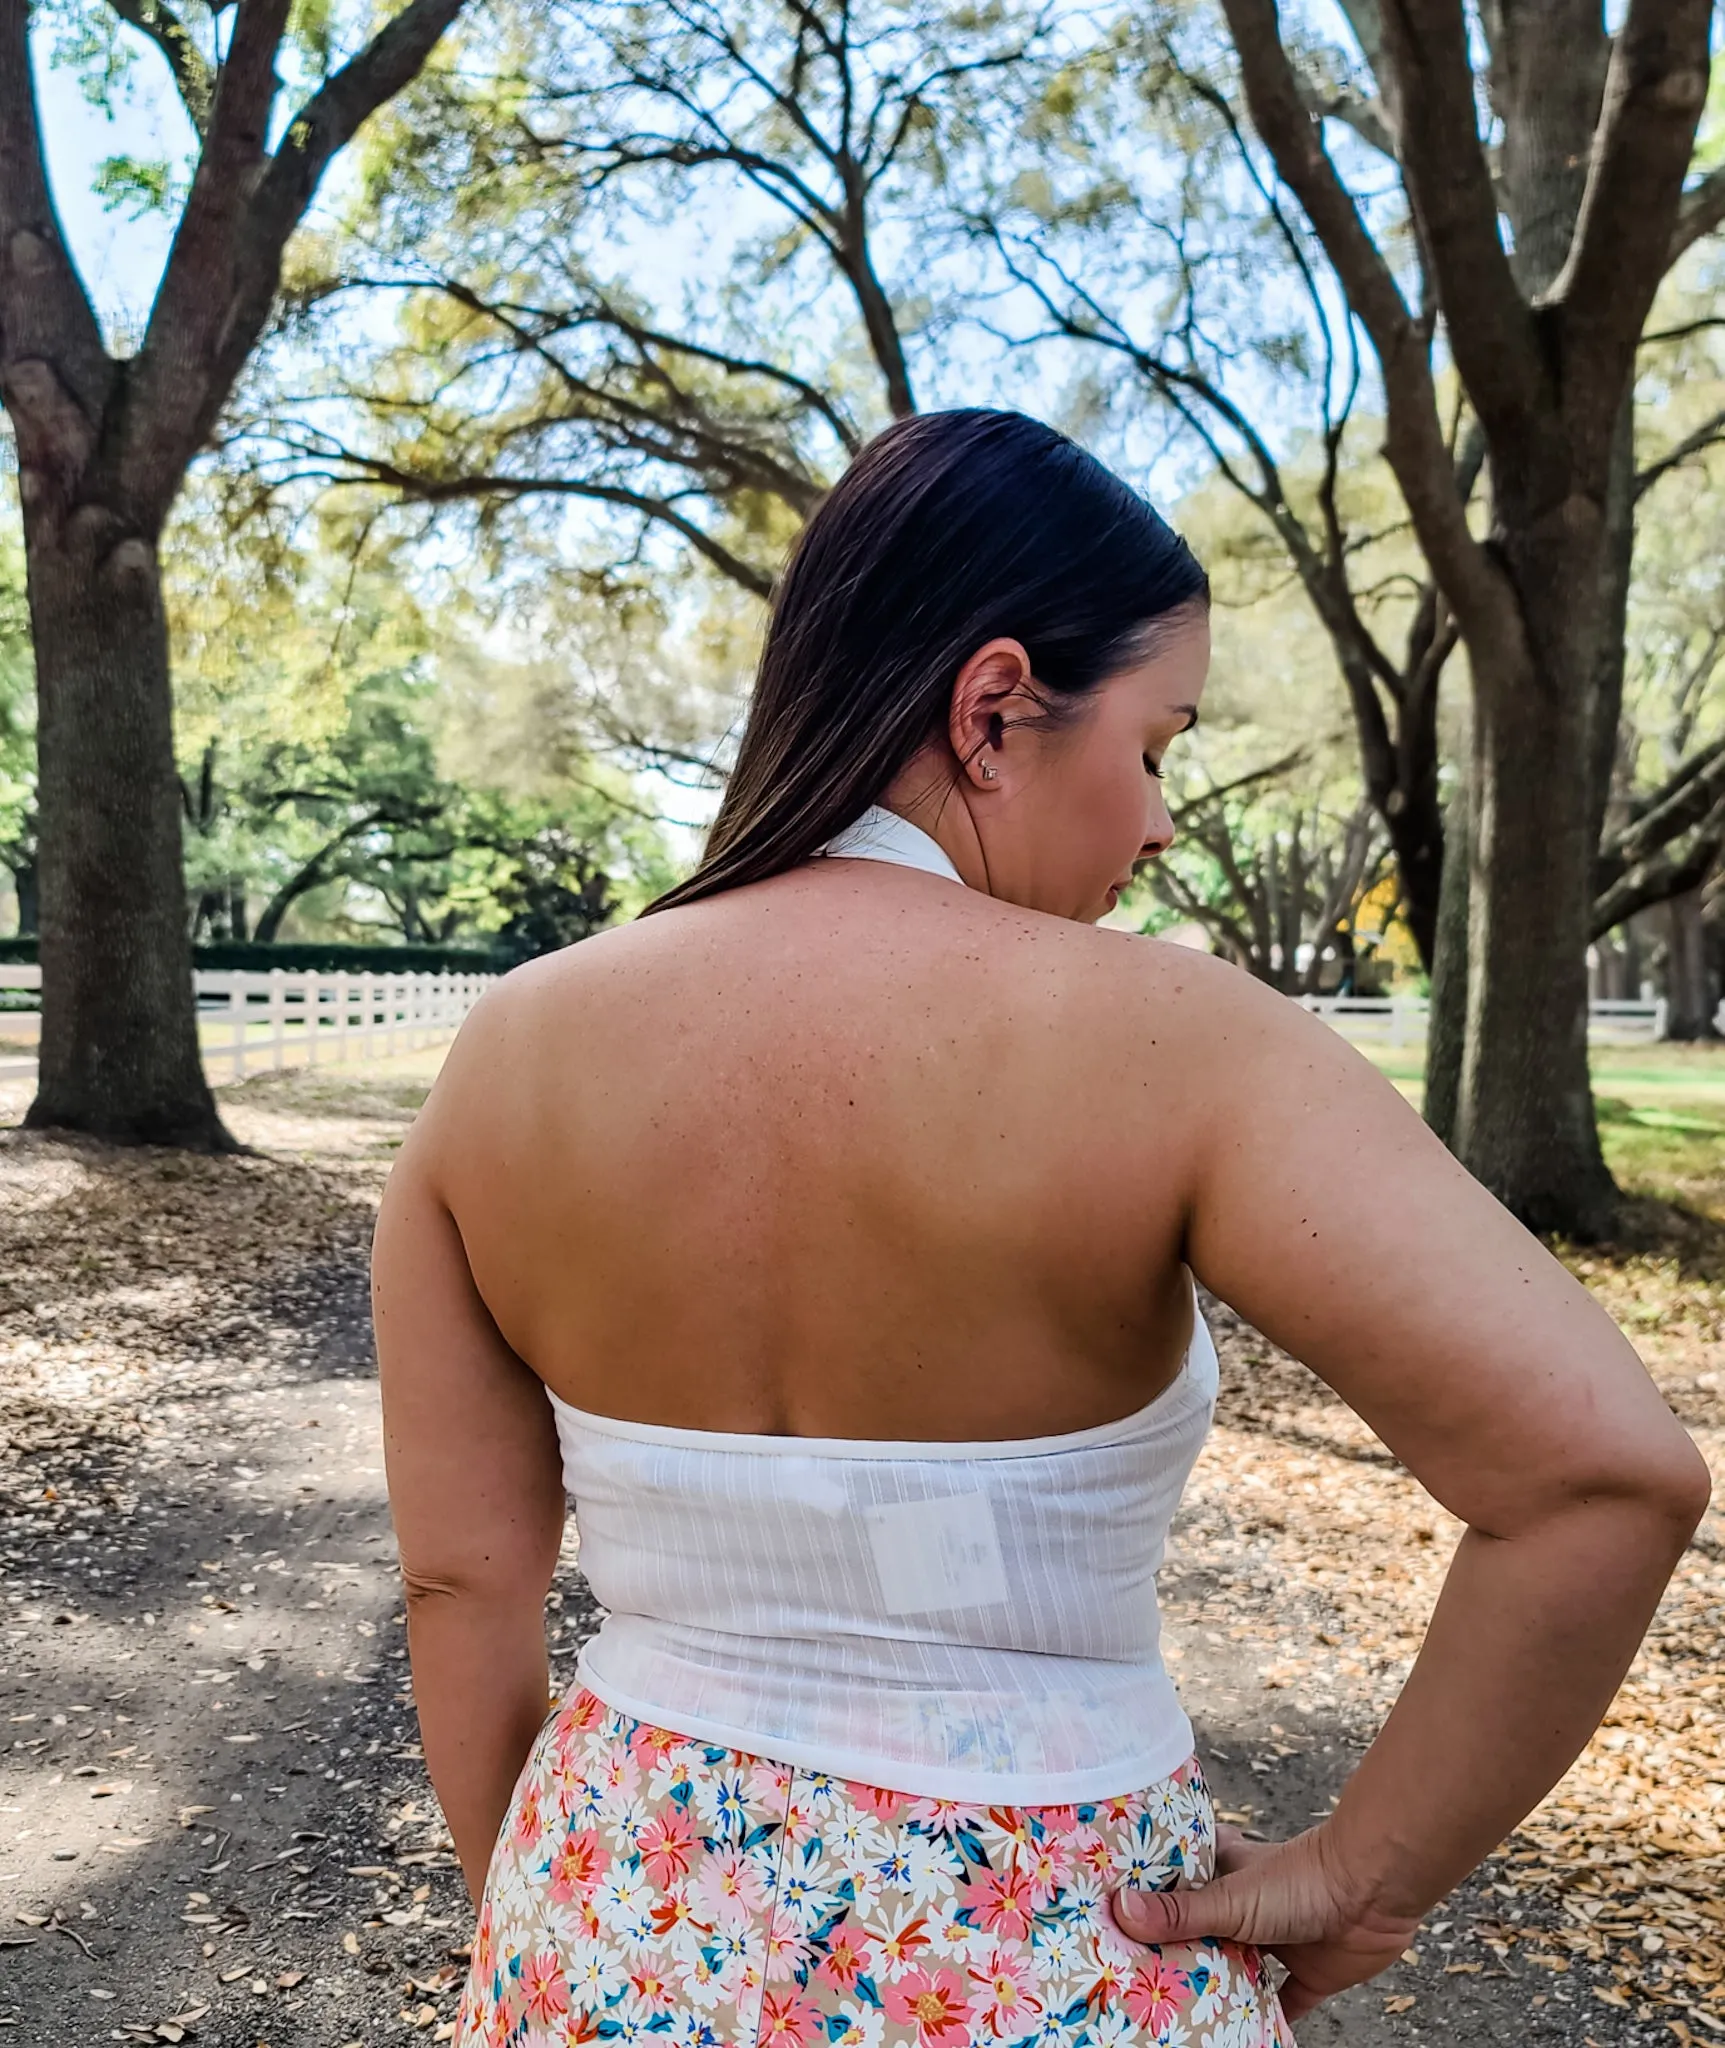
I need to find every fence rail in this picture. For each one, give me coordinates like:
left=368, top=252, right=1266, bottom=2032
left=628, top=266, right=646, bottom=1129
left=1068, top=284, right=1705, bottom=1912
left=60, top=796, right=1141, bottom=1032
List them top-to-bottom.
left=0, top=964, right=495, bottom=1080
left=1, top=966, right=1713, bottom=1079
left=1298, top=993, right=1680, bottom=1045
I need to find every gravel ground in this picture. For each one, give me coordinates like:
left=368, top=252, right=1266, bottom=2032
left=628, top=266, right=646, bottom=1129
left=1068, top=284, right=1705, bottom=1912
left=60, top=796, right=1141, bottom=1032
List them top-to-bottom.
left=2, top=1053, right=1720, bottom=2047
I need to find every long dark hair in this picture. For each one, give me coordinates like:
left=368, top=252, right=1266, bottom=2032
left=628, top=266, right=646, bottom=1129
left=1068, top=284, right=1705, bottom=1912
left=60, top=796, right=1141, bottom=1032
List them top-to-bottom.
left=642, top=409, right=1208, bottom=916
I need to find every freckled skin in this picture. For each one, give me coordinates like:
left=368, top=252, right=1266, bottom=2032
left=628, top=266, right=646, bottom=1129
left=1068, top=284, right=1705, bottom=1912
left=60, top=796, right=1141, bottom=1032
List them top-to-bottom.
left=380, top=615, right=1710, bottom=1968
left=401, top=624, right=1218, bottom=1442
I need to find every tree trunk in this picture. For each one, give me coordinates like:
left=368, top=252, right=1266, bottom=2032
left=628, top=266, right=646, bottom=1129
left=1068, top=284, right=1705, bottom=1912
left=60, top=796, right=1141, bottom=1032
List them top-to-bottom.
left=1586, top=398, right=1635, bottom=853
left=22, top=520, right=232, bottom=1148
left=1455, top=644, right=1616, bottom=1237
left=1385, top=710, right=1445, bottom=971
left=1423, top=758, right=1470, bottom=1146
left=8, top=853, right=38, bottom=935
left=1663, top=888, right=1718, bottom=1039
left=1591, top=934, right=1627, bottom=1001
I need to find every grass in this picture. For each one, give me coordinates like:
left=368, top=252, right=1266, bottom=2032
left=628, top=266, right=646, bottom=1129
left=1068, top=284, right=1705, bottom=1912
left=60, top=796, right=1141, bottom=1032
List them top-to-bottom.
left=1354, top=1038, right=1725, bottom=1241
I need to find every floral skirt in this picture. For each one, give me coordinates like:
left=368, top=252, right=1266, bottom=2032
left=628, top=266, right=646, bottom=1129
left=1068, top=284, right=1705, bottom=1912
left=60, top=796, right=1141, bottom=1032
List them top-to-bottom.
left=457, top=1688, right=1295, bottom=2048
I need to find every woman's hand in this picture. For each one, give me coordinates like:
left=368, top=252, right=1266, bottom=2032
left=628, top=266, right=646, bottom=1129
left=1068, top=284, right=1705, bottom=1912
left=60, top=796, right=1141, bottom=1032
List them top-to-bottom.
left=1111, top=1823, right=1421, bottom=2022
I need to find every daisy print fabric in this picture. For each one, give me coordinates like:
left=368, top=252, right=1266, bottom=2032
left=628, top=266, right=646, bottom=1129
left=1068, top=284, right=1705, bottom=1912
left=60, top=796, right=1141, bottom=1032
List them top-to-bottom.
left=457, top=1689, right=1295, bottom=2048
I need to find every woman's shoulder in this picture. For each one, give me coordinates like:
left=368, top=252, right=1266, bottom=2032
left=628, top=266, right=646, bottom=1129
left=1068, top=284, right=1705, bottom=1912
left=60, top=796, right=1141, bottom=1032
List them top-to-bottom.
left=437, top=892, right=1332, bottom=1094
left=1026, top=917, right=1327, bottom=1049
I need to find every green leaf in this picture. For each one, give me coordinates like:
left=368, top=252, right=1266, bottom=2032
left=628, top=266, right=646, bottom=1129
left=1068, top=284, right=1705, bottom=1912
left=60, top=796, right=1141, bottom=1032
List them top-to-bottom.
left=91, top=154, right=178, bottom=219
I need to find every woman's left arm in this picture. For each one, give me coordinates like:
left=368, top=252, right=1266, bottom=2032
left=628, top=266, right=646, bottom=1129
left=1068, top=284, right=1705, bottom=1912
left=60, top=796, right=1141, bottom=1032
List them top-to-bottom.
left=373, top=1131, right=566, bottom=1903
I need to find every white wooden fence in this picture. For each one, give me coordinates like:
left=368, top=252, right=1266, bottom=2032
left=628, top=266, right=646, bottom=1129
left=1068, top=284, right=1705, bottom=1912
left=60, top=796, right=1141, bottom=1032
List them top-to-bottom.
left=0, top=964, right=495, bottom=1080
left=0, top=965, right=1709, bottom=1080
left=1298, top=993, right=1676, bottom=1045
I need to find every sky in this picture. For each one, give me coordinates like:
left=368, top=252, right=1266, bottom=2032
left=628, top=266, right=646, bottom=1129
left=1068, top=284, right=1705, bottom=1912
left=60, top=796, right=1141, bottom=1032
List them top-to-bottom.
left=36, top=37, right=193, bottom=344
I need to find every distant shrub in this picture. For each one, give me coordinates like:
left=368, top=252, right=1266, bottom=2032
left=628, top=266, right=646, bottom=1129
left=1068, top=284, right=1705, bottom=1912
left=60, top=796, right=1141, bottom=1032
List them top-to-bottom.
left=0, top=936, right=505, bottom=974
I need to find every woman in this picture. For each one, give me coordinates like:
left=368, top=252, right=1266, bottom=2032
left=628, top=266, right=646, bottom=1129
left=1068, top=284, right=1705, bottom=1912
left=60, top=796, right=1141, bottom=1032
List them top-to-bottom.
left=375, top=410, right=1708, bottom=2046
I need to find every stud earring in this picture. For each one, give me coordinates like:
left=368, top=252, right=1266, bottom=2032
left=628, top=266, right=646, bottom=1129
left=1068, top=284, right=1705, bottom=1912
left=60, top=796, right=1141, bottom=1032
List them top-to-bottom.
left=981, top=764, right=997, bottom=780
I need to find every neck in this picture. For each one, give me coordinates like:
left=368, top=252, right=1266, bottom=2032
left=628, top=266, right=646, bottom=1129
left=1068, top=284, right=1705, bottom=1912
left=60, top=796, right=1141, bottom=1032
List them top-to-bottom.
left=875, top=771, right=990, bottom=895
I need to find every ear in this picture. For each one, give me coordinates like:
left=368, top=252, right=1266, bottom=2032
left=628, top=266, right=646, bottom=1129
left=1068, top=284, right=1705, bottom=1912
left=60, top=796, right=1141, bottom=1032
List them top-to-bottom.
left=948, top=638, right=1033, bottom=792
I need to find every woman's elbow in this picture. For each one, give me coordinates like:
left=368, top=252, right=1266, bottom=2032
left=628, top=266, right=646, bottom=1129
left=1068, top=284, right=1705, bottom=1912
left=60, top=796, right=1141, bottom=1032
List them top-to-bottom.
left=1500, top=1419, right=1713, bottom=1559
left=1649, top=1433, right=1714, bottom=1540
left=399, top=1555, right=551, bottom=1613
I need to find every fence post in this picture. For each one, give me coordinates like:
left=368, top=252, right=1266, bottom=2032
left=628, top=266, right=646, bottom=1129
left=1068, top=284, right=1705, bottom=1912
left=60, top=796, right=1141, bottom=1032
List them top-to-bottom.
left=267, top=968, right=287, bottom=1071
left=304, top=968, right=321, bottom=1067
left=334, top=970, right=350, bottom=1064
left=386, top=974, right=399, bottom=1059
left=227, top=975, right=247, bottom=1082
left=1654, top=997, right=1669, bottom=1042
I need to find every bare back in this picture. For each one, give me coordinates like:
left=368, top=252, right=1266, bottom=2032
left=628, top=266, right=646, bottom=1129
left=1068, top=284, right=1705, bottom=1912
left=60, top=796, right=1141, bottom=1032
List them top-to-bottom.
left=416, top=858, right=1207, bottom=1442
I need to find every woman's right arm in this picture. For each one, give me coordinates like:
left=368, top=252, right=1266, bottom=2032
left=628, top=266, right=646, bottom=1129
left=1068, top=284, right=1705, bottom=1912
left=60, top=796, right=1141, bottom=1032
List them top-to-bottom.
left=1111, top=959, right=1711, bottom=2019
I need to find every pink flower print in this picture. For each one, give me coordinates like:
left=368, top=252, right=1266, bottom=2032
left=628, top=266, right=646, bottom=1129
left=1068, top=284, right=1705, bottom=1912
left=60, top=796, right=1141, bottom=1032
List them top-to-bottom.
left=569, top=1688, right=605, bottom=1732
left=627, top=1719, right=682, bottom=1768
left=600, top=1749, right=642, bottom=1806
left=547, top=1750, right=586, bottom=1820
left=749, top=1759, right=796, bottom=1808
left=847, top=1779, right=907, bottom=1823
left=512, top=1783, right=545, bottom=1850
left=782, top=1792, right=822, bottom=1846
left=907, top=1796, right=985, bottom=1836
left=1037, top=1805, right=1081, bottom=1834
left=639, top=1806, right=699, bottom=1890
left=1070, top=1825, right=1113, bottom=1883
left=549, top=1827, right=610, bottom=1906
left=1020, top=1833, right=1072, bottom=1909
left=693, top=1845, right=770, bottom=1926
left=958, top=1864, right=1035, bottom=1942
left=471, top=1898, right=497, bottom=1985
left=766, top=1914, right=821, bottom=1983
left=815, top=1922, right=878, bottom=1994
left=969, top=1947, right=1042, bottom=2038
left=520, top=1949, right=571, bottom=2030
left=1124, top=1955, right=1190, bottom=2033
left=627, top=1964, right=678, bottom=2011
left=882, top=1965, right=975, bottom=2046
left=757, top=1989, right=824, bottom=2047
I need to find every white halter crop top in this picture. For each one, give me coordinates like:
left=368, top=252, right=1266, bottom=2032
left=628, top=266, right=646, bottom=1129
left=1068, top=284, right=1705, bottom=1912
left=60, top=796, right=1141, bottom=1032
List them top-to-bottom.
left=547, top=806, right=1218, bottom=1801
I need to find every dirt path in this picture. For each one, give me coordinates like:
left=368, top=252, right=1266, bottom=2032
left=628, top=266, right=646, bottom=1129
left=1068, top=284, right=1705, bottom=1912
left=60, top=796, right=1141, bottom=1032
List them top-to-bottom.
left=2, top=1059, right=1719, bottom=2047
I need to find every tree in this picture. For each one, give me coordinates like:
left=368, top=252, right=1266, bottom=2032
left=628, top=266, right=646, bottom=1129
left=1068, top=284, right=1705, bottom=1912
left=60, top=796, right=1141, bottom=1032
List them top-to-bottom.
left=0, top=0, right=472, bottom=1147
left=244, top=0, right=1050, bottom=614
left=1215, top=0, right=1717, bottom=1237
left=980, top=21, right=1725, bottom=1002
left=976, top=51, right=1470, bottom=974
left=1596, top=369, right=1725, bottom=1035
left=156, top=498, right=678, bottom=949
left=0, top=529, right=32, bottom=932
left=0, top=532, right=34, bottom=937
left=1147, top=779, right=1392, bottom=994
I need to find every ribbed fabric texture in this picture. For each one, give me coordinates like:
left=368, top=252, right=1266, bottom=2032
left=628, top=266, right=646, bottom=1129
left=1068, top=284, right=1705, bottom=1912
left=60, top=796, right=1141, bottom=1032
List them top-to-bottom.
left=548, top=806, right=1217, bottom=1802
left=552, top=1320, right=1216, bottom=1802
